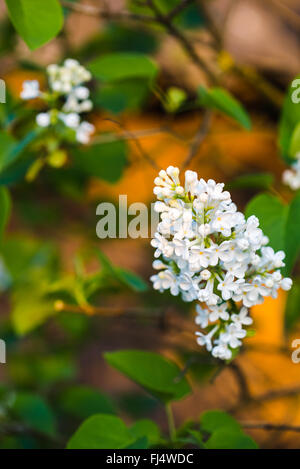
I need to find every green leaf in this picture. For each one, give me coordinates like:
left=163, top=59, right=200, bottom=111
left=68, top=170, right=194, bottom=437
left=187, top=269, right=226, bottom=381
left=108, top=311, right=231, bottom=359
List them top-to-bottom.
left=5, top=0, right=64, bottom=50
left=129, top=0, right=205, bottom=29
left=88, top=52, right=158, bottom=83
left=279, top=75, right=300, bottom=162
left=94, top=79, right=151, bottom=114
left=198, top=86, right=251, bottom=130
left=164, top=87, right=187, bottom=113
left=289, top=121, right=300, bottom=158
left=0, top=132, right=17, bottom=172
left=73, top=140, right=127, bottom=183
left=226, top=172, right=274, bottom=190
left=0, top=187, right=11, bottom=240
left=245, top=193, right=288, bottom=252
left=284, top=193, right=300, bottom=275
left=97, top=250, right=148, bottom=292
left=115, top=267, right=148, bottom=292
left=284, top=279, right=300, bottom=333
left=11, top=287, right=55, bottom=335
left=104, top=350, right=191, bottom=403
left=59, top=386, right=116, bottom=420
left=12, top=392, right=56, bottom=436
left=200, top=410, right=241, bottom=434
left=67, top=414, right=135, bottom=449
left=130, top=419, right=160, bottom=446
left=205, top=429, right=258, bottom=449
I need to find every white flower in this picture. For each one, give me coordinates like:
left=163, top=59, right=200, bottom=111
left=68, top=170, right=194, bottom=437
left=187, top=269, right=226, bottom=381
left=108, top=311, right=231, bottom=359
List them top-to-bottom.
left=21, top=59, right=94, bottom=146
left=20, top=80, right=40, bottom=100
left=36, top=112, right=51, bottom=127
left=59, top=112, right=80, bottom=129
left=76, top=121, right=95, bottom=144
left=283, top=155, right=300, bottom=190
left=150, top=167, right=292, bottom=360
left=217, top=273, right=242, bottom=301
left=281, top=277, right=292, bottom=291
left=209, top=303, right=229, bottom=322
left=195, top=304, right=209, bottom=328
left=231, top=306, right=253, bottom=326
left=220, top=323, right=246, bottom=349
left=196, top=325, right=218, bottom=352
left=212, top=342, right=232, bottom=360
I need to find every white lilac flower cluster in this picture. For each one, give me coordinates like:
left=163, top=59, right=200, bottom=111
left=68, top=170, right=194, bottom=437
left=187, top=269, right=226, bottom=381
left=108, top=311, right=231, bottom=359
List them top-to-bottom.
left=20, top=58, right=95, bottom=144
left=282, top=152, right=300, bottom=190
left=150, top=167, right=292, bottom=360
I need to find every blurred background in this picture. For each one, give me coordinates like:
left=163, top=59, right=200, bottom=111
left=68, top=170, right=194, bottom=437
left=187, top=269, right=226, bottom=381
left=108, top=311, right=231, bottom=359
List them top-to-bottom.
left=0, top=0, right=300, bottom=449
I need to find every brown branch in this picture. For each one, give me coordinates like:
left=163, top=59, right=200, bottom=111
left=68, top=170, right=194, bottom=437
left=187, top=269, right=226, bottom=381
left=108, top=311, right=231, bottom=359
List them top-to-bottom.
left=61, top=0, right=155, bottom=23
left=145, top=0, right=216, bottom=83
left=168, top=0, right=197, bottom=21
left=198, top=0, right=284, bottom=108
left=264, top=0, right=300, bottom=31
left=181, top=110, right=212, bottom=169
left=101, top=118, right=160, bottom=170
left=92, top=127, right=167, bottom=144
left=54, top=300, right=163, bottom=317
left=229, top=361, right=252, bottom=402
left=255, top=386, right=300, bottom=403
left=241, top=421, right=300, bottom=433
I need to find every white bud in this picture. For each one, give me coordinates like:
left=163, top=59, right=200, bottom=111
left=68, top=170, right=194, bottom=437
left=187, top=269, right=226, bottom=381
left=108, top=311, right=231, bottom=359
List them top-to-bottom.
left=200, top=269, right=211, bottom=280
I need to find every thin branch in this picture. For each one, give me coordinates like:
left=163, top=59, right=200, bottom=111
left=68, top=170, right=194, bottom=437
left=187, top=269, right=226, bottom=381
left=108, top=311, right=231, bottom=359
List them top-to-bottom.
left=61, top=0, right=155, bottom=23
left=146, top=0, right=216, bottom=83
left=168, top=0, right=197, bottom=21
left=198, top=0, right=284, bottom=108
left=264, top=0, right=300, bottom=31
left=181, top=110, right=212, bottom=169
left=101, top=118, right=160, bottom=170
left=92, top=127, right=167, bottom=144
left=54, top=300, right=163, bottom=317
left=229, top=361, right=252, bottom=402
left=255, top=386, right=300, bottom=403
left=241, top=421, right=300, bottom=433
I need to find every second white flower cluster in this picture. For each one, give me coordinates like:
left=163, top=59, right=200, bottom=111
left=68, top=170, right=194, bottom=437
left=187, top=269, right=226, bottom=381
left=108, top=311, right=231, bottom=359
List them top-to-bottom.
left=20, top=58, right=95, bottom=144
left=282, top=152, right=300, bottom=190
left=151, top=166, right=292, bottom=360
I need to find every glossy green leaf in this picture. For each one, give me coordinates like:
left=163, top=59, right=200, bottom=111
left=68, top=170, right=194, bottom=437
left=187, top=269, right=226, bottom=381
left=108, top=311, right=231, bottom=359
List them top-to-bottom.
left=5, top=0, right=63, bottom=50
left=89, top=53, right=158, bottom=83
left=279, top=75, right=300, bottom=162
left=95, top=79, right=150, bottom=114
left=198, top=86, right=251, bottom=130
left=289, top=122, right=300, bottom=158
left=0, top=132, right=17, bottom=172
left=73, top=141, right=127, bottom=183
left=227, top=172, right=274, bottom=190
left=0, top=187, right=11, bottom=240
left=284, top=192, right=300, bottom=275
left=245, top=193, right=288, bottom=252
left=97, top=250, right=148, bottom=292
left=115, top=267, right=148, bottom=292
left=284, top=279, right=300, bottom=333
left=11, top=287, right=55, bottom=335
left=104, top=350, right=191, bottom=403
left=59, top=386, right=116, bottom=420
left=12, top=392, right=56, bottom=436
left=201, top=410, right=241, bottom=434
left=67, top=414, right=135, bottom=449
left=130, top=419, right=160, bottom=446
left=205, top=429, right=258, bottom=449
